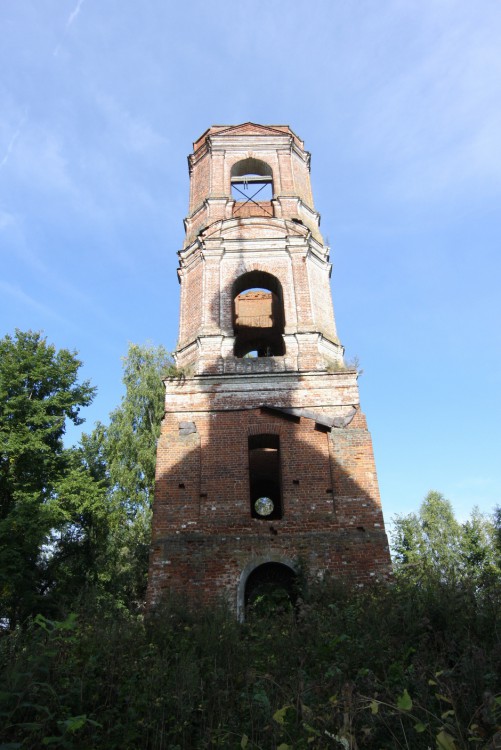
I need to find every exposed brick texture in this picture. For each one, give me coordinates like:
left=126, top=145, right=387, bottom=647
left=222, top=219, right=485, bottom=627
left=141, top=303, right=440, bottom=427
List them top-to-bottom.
left=147, top=124, right=391, bottom=615
left=235, top=291, right=273, bottom=328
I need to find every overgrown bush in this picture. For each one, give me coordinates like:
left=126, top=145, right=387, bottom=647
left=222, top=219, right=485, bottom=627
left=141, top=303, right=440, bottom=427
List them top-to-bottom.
left=1, top=576, right=500, bottom=749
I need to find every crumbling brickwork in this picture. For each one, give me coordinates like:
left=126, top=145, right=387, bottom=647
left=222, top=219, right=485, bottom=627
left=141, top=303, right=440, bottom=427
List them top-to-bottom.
left=147, top=124, right=391, bottom=615
left=235, top=291, right=273, bottom=328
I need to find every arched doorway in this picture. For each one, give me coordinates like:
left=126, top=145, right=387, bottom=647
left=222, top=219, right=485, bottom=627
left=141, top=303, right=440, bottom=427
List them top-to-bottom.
left=239, top=561, right=298, bottom=620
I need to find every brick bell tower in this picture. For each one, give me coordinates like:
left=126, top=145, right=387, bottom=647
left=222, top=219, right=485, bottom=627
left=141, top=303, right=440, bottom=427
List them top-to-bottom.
left=147, top=123, right=391, bottom=617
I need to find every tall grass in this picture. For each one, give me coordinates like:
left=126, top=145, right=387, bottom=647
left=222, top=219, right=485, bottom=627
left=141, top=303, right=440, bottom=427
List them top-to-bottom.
left=1, top=576, right=500, bottom=749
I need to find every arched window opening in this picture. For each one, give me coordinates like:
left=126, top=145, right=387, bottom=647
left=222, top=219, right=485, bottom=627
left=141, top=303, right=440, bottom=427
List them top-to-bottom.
left=231, top=158, right=273, bottom=203
left=233, top=272, right=285, bottom=358
left=249, top=434, right=282, bottom=520
left=244, top=562, right=297, bottom=617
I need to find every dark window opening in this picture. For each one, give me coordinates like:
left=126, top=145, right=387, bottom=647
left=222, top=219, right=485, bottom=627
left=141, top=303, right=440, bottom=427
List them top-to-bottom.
left=233, top=271, right=285, bottom=358
left=235, top=331, right=285, bottom=358
left=249, top=434, right=282, bottom=520
left=244, top=562, right=297, bottom=616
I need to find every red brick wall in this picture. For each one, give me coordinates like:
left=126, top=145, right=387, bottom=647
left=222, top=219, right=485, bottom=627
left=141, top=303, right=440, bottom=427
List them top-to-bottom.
left=232, top=200, right=274, bottom=219
left=178, top=256, right=203, bottom=349
left=235, top=291, right=273, bottom=328
left=147, top=402, right=390, bottom=611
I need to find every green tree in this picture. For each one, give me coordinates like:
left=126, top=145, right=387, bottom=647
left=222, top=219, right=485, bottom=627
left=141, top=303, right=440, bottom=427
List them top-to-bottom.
left=0, top=330, right=96, bottom=626
left=82, top=342, right=174, bottom=609
left=103, top=342, right=171, bottom=515
left=41, top=449, right=111, bottom=606
left=392, top=490, right=499, bottom=584
left=392, top=491, right=461, bottom=577
left=460, top=505, right=499, bottom=585
left=494, top=505, right=501, bottom=553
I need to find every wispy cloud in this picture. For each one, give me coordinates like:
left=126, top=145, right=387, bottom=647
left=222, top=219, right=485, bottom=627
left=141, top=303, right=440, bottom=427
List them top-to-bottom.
left=54, top=0, right=86, bottom=55
left=66, top=0, right=86, bottom=30
left=348, top=3, right=501, bottom=201
left=93, top=91, right=167, bottom=155
left=0, top=111, right=28, bottom=170
left=9, top=128, right=74, bottom=194
left=0, top=274, right=128, bottom=339
left=0, top=281, right=67, bottom=323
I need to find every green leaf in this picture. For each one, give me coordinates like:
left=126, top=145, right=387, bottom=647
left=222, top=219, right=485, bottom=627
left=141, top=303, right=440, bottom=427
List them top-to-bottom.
left=53, top=612, right=78, bottom=630
left=33, top=614, right=52, bottom=631
left=397, top=689, right=413, bottom=711
left=435, top=693, right=453, bottom=704
left=370, top=700, right=379, bottom=715
left=273, top=705, right=291, bottom=725
left=60, top=714, right=87, bottom=732
left=303, top=722, right=320, bottom=736
left=414, top=722, right=427, bottom=733
left=436, top=729, right=457, bottom=750
left=241, top=734, right=248, bottom=749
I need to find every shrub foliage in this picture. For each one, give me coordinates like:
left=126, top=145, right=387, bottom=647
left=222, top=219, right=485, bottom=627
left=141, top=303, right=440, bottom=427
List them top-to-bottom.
left=1, top=331, right=500, bottom=749
left=1, top=573, right=501, bottom=749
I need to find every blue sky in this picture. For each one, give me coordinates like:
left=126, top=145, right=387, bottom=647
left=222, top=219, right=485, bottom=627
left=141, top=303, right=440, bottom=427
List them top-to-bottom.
left=1, top=0, right=500, bottom=526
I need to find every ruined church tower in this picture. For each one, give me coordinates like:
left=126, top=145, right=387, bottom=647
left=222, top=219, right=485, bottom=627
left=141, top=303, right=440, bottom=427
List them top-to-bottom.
left=147, top=124, right=390, bottom=616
